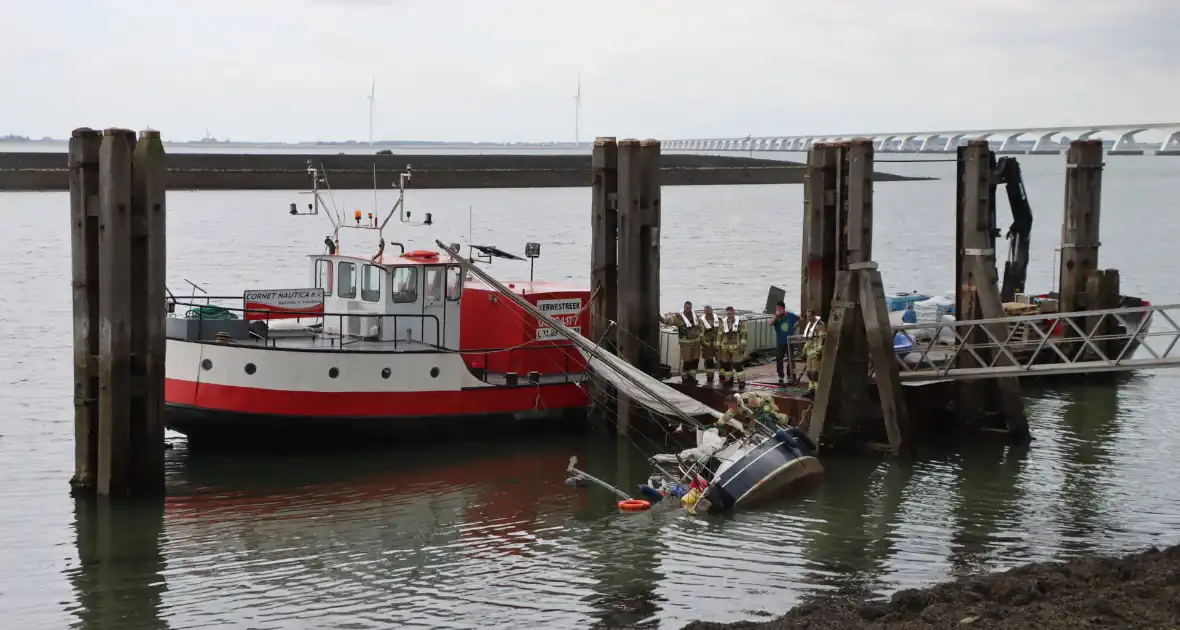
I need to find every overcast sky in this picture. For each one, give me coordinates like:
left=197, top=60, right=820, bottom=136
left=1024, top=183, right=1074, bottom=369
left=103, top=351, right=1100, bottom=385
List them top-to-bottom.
left=3, top=0, right=1177, bottom=142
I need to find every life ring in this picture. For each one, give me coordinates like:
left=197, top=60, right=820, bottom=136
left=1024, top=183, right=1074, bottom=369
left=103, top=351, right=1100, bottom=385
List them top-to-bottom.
left=402, top=249, right=438, bottom=259
left=618, top=499, right=651, bottom=512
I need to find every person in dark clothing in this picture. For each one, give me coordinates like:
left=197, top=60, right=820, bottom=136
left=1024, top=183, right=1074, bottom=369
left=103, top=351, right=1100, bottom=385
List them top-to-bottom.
left=772, top=300, right=800, bottom=386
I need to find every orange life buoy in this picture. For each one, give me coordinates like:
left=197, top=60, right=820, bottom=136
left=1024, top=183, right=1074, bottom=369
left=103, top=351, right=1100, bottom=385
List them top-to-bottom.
left=402, top=249, right=438, bottom=260
left=618, top=499, right=651, bottom=512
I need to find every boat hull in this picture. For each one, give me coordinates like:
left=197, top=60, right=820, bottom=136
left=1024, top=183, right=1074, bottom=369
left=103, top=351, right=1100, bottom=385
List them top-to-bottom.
left=164, top=338, right=588, bottom=445
left=166, top=400, right=587, bottom=445
left=704, top=433, right=824, bottom=511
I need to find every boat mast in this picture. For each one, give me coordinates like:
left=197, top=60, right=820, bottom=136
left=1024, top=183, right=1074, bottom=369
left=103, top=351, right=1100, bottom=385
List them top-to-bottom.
left=368, top=76, right=377, bottom=218
left=436, top=240, right=714, bottom=428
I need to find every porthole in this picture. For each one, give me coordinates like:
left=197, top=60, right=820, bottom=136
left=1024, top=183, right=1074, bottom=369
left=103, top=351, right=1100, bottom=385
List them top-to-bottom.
left=201, top=359, right=213, bottom=371
left=244, top=363, right=257, bottom=375
left=329, top=367, right=340, bottom=379
left=381, top=367, right=392, bottom=379
left=430, top=367, right=440, bottom=378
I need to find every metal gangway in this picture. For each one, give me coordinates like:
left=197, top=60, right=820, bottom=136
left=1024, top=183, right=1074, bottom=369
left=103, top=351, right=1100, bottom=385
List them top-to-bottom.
left=880, top=303, right=1180, bottom=382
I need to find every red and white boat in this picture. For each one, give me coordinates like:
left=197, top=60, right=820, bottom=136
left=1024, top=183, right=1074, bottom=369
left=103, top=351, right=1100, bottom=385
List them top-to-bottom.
left=164, top=163, right=590, bottom=443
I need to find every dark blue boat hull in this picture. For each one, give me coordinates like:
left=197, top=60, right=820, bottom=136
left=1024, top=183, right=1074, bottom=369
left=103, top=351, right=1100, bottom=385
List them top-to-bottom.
left=703, top=430, right=818, bottom=511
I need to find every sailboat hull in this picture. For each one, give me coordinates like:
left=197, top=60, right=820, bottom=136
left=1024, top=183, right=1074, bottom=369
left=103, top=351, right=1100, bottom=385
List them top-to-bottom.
left=704, top=434, right=823, bottom=511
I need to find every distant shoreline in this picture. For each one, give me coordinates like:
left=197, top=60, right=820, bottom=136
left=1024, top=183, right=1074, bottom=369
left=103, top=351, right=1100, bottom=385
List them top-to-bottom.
left=0, top=152, right=930, bottom=191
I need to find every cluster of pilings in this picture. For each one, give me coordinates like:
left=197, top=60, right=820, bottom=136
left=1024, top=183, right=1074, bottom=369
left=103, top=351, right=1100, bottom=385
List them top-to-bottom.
left=70, top=128, right=167, bottom=498
left=588, top=138, right=663, bottom=437
left=801, top=138, right=1117, bottom=455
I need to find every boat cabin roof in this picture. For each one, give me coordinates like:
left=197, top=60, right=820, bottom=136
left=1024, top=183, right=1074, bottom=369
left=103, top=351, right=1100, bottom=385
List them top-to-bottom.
left=307, top=251, right=457, bottom=267
left=308, top=253, right=585, bottom=294
left=465, top=279, right=585, bottom=295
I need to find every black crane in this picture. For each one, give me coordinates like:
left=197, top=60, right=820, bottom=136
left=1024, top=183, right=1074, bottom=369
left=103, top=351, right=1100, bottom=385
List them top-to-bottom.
left=995, top=157, right=1033, bottom=303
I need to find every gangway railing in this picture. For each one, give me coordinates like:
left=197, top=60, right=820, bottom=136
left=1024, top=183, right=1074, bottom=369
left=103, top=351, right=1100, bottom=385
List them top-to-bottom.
left=879, top=303, right=1180, bottom=381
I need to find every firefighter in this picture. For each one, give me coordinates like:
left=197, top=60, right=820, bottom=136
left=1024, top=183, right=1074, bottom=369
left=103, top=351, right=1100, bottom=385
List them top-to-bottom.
left=661, top=301, right=702, bottom=385
left=698, top=305, right=721, bottom=385
left=717, top=306, right=747, bottom=389
left=801, top=309, right=826, bottom=397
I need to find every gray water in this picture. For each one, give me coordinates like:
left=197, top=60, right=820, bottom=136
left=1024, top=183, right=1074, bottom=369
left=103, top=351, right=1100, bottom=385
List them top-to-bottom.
left=2, top=154, right=1180, bottom=629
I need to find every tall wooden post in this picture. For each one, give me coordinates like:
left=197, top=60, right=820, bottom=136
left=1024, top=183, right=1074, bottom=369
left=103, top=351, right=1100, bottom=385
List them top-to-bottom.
left=73, top=127, right=167, bottom=498
left=69, top=128, right=102, bottom=495
left=97, top=129, right=136, bottom=497
left=130, top=130, right=167, bottom=496
left=590, top=138, right=619, bottom=350
left=614, top=138, right=662, bottom=437
left=615, top=139, right=641, bottom=437
left=637, top=139, right=662, bottom=371
left=807, top=140, right=911, bottom=454
left=955, top=140, right=1029, bottom=442
left=1059, top=140, right=1104, bottom=314
left=801, top=143, right=840, bottom=319
left=1085, top=269, right=1121, bottom=360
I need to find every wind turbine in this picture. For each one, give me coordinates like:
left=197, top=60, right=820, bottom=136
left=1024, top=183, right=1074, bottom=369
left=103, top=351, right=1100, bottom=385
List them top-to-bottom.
left=574, top=74, right=581, bottom=147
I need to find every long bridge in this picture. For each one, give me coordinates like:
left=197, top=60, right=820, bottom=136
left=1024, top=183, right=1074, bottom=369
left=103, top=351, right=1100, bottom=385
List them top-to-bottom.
left=664, top=122, right=1180, bottom=156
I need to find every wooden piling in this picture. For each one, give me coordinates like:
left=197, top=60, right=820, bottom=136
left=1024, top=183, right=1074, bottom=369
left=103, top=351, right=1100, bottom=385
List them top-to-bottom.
left=72, top=127, right=167, bottom=498
left=69, top=128, right=102, bottom=495
left=96, top=129, right=136, bottom=497
left=129, top=130, right=167, bottom=496
left=590, top=138, right=619, bottom=350
left=613, top=139, right=662, bottom=437
left=614, top=139, right=642, bottom=438
left=637, top=139, right=662, bottom=372
left=807, top=140, right=911, bottom=454
left=955, top=140, right=1029, bottom=442
left=1059, top=140, right=1104, bottom=314
left=801, top=144, right=839, bottom=318
left=1085, top=269, right=1121, bottom=359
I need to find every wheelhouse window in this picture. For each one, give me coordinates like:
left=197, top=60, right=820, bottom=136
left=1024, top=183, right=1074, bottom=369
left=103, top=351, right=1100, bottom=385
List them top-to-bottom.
left=315, top=259, right=333, bottom=296
left=338, top=261, right=357, bottom=299
left=361, top=264, right=382, bottom=302
left=446, top=265, right=463, bottom=301
left=389, top=266, right=419, bottom=304
left=425, top=267, right=445, bottom=301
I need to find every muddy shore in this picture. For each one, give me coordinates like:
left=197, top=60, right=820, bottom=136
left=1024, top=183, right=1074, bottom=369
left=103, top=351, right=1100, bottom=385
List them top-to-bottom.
left=0, top=152, right=926, bottom=191
left=682, top=544, right=1180, bottom=630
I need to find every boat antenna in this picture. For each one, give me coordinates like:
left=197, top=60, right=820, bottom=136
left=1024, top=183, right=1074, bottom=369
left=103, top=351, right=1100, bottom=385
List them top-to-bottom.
left=367, top=76, right=375, bottom=148
left=369, top=76, right=377, bottom=217
left=377, top=165, right=419, bottom=233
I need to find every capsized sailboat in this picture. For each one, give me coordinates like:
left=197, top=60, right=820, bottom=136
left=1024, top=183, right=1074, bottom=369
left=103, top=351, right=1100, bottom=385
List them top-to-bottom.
left=437, top=241, right=823, bottom=513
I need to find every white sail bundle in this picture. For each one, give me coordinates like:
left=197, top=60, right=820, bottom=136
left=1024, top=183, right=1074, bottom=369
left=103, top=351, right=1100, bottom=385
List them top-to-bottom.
left=580, top=349, right=721, bottom=419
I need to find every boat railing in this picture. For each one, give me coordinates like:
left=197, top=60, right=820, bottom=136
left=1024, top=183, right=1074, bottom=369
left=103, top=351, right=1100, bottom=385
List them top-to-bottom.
left=168, top=297, right=443, bottom=350
left=168, top=298, right=586, bottom=376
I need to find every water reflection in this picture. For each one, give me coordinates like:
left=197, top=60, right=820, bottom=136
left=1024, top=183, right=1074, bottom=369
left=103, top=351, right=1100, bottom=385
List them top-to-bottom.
left=49, top=378, right=1180, bottom=629
left=1053, top=383, right=1122, bottom=555
left=576, top=439, right=665, bottom=629
left=945, top=442, right=1030, bottom=575
left=794, top=457, right=914, bottom=601
left=67, top=499, right=169, bottom=630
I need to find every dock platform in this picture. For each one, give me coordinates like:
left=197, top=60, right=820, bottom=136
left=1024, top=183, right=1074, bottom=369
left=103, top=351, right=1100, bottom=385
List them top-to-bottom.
left=664, top=360, right=959, bottom=449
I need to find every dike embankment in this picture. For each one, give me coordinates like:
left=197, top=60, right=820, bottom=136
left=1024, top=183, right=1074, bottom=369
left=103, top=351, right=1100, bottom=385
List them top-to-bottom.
left=0, top=152, right=926, bottom=191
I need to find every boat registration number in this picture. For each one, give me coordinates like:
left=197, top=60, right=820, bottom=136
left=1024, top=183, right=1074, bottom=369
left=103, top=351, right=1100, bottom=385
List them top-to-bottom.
left=537, top=326, right=580, bottom=341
